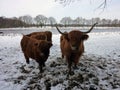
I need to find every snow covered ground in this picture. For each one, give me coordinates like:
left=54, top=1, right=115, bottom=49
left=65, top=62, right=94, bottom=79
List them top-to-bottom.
left=0, top=28, right=120, bottom=90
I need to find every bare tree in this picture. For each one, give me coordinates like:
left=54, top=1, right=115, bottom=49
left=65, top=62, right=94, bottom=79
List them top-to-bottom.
left=19, top=15, right=33, bottom=24
left=34, top=15, right=48, bottom=27
left=47, top=17, right=57, bottom=27
left=60, top=17, right=73, bottom=26
left=73, top=17, right=81, bottom=25
left=91, top=18, right=100, bottom=25
left=101, top=19, right=107, bottom=25
left=112, top=19, right=119, bottom=26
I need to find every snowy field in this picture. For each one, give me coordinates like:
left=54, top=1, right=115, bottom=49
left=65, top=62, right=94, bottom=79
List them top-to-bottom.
left=0, top=28, right=120, bottom=90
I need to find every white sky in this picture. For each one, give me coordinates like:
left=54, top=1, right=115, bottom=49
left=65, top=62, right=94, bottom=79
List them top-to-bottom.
left=0, top=0, right=120, bottom=22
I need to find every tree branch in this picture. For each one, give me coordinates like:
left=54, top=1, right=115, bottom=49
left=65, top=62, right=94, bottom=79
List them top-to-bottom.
left=56, top=0, right=107, bottom=9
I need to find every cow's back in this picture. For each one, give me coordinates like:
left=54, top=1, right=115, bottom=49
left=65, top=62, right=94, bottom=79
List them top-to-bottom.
left=45, top=31, right=52, bottom=42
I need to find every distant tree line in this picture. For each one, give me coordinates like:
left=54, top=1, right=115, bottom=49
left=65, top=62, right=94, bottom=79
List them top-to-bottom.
left=0, top=15, right=120, bottom=28
left=0, top=17, right=29, bottom=28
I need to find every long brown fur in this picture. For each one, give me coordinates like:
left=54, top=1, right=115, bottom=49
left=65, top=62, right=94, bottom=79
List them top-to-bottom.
left=60, top=30, right=89, bottom=75
left=26, top=31, right=52, bottom=42
left=20, top=35, right=52, bottom=72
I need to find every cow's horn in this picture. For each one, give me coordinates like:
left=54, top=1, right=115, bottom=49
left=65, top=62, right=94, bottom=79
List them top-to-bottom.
left=83, top=22, right=98, bottom=33
left=56, top=26, right=66, bottom=35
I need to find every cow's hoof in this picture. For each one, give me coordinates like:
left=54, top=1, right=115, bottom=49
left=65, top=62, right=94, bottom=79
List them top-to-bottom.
left=26, top=61, right=30, bottom=64
left=26, top=62, right=29, bottom=64
left=43, top=63, right=45, bottom=67
left=73, top=65, right=79, bottom=70
left=39, top=69, right=44, bottom=73
left=39, top=71, right=43, bottom=74
left=66, top=71, right=74, bottom=79
left=70, top=71, right=74, bottom=75
left=66, top=74, right=69, bottom=79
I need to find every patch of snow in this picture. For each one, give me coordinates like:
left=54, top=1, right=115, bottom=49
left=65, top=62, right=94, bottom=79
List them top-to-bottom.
left=0, top=29, right=120, bottom=90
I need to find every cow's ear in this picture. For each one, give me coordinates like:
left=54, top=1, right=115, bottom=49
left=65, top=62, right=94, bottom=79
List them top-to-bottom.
left=64, top=34, right=69, bottom=41
left=82, top=35, right=89, bottom=40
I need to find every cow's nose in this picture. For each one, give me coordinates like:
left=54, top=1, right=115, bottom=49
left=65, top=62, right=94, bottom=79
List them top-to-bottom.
left=71, top=44, right=76, bottom=47
left=71, top=45, right=77, bottom=50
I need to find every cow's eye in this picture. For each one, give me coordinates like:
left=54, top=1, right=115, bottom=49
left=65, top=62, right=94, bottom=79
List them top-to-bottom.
left=66, top=36, right=70, bottom=41
left=34, top=42, right=39, bottom=46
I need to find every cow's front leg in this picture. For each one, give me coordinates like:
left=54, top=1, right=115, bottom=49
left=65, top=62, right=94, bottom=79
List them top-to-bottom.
left=73, top=54, right=81, bottom=69
left=67, top=56, right=73, bottom=76
left=37, top=60, right=43, bottom=73
left=68, top=61, right=72, bottom=75
left=42, top=62, right=45, bottom=67
left=39, top=64, right=43, bottom=73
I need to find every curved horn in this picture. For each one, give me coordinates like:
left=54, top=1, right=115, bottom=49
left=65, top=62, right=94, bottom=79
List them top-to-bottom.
left=83, top=22, right=98, bottom=33
left=55, top=26, right=66, bottom=35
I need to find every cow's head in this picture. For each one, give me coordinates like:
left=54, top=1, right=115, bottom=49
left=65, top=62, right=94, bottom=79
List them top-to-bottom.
left=56, top=23, right=97, bottom=50
left=67, top=31, right=89, bottom=50
left=35, top=40, right=52, bottom=51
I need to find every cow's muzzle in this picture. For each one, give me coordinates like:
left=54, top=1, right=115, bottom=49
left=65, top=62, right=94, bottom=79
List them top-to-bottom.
left=71, top=45, right=78, bottom=51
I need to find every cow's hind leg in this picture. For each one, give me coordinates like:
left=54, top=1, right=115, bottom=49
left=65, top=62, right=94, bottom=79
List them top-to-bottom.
left=24, top=54, right=29, bottom=64
left=62, top=54, right=64, bottom=58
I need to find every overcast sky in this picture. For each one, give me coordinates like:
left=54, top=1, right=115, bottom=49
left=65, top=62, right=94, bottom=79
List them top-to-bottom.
left=0, top=0, right=120, bottom=22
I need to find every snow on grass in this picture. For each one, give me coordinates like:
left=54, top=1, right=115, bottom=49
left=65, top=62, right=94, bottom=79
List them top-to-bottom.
left=0, top=31, right=120, bottom=90
left=85, top=32, right=120, bottom=59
